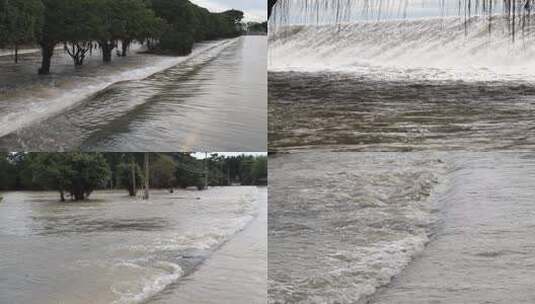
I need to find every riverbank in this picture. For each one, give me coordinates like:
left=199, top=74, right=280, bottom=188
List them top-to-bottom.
left=0, top=39, right=236, bottom=139
left=0, top=187, right=262, bottom=304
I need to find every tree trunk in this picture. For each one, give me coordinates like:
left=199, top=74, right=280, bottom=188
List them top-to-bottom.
left=121, top=39, right=130, bottom=57
left=101, top=41, right=113, bottom=63
left=39, top=42, right=55, bottom=75
left=204, top=152, right=208, bottom=190
left=143, top=153, right=149, bottom=200
left=130, top=161, right=136, bottom=197
left=73, top=189, right=84, bottom=201
left=60, top=190, right=65, bottom=202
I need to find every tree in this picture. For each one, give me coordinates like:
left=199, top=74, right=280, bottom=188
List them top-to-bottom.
left=0, top=0, right=43, bottom=63
left=38, top=0, right=73, bottom=74
left=61, top=0, right=102, bottom=66
left=93, top=0, right=162, bottom=62
left=150, top=0, right=244, bottom=55
left=247, top=21, right=267, bottom=34
left=0, top=153, right=17, bottom=190
left=30, top=153, right=111, bottom=201
left=30, top=153, right=73, bottom=201
left=172, top=153, right=204, bottom=190
left=150, top=154, right=176, bottom=191
left=252, top=156, right=267, bottom=185
left=117, top=160, right=143, bottom=196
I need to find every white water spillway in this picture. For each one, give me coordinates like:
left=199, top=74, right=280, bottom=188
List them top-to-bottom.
left=268, top=0, right=535, bottom=151
left=270, top=0, right=535, bottom=78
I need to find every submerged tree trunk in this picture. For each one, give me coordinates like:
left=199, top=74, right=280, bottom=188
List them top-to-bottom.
left=121, top=39, right=131, bottom=57
left=100, top=41, right=114, bottom=63
left=38, top=42, right=55, bottom=75
left=66, top=42, right=90, bottom=66
left=143, top=153, right=149, bottom=200
left=130, top=161, right=137, bottom=197
left=73, top=189, right=85, bottom=201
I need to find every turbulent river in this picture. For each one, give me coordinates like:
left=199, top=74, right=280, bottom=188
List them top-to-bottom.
left=269, top=17, right=535, bottom=151
left=0, top=36, right=267, bottom=151
left=269, top=152, right=535, bottom=304
left=0, top=187, right=266, bottom=304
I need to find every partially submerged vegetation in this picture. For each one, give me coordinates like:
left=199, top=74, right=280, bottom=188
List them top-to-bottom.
left=0, top=0, right=245, bottom=74
left=0, top=152, right=267, bottom=202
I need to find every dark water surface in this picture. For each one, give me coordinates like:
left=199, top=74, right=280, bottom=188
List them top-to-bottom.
left=269, top=71, right=535, bottom=151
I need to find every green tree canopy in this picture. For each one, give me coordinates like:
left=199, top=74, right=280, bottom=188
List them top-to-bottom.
left=0, top=0, right=43, bottom=62
left=29, top=153, right=111, bottom=201
left=150, top=154, right=177, bottom=190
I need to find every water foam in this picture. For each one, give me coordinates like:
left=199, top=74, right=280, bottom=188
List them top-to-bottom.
left=269, top=16, right=535, bottom=81
left=269, top=153, right=451, bottom=303
left=111, top=189, right=259, bottom=304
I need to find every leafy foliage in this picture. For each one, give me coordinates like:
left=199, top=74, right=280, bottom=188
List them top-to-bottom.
left=0, top=0, right=246, bottom=73
left=0, top=0, right=43, bottom=51
left=0, top=153, right=267, bottom=200
left=27, top=153, right=111, bottom=201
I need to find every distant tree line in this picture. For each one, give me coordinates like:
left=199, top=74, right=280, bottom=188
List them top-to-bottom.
left=0, top=0, right=244, bottom=73
left=247, top=21, right=267, bottom=34
left=0, top=152, right=267, bottom=201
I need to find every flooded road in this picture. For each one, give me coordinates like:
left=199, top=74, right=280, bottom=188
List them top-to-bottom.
left=0, top=36, right=267, bottom=151
left=269, top=152, right=535, bottom=304
left=371, top=153, right=535, bottom=304
left=0, top=187, right=264, bottom=304
left=152, top=187, right=267, bottom=304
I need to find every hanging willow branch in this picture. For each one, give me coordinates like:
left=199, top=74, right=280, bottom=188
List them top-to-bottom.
left=269, top=0, right=535, bottom=41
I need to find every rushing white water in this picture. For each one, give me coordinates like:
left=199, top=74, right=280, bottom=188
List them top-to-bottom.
left=269, top=15, right=535, bottom=151
left=270, top=16, right=535, bottom=80
left=269, top=152, right=535, bottom=303
left=268, top=153, right=450, bottom=303
left=0, top=187, right=262, bottom=304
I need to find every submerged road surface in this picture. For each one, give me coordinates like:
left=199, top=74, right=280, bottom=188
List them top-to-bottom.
left=0, top=36, right=267, bottom=151
left=372, top=153, right=535, bottom=304
left=151, top=187, right=267, bottom=304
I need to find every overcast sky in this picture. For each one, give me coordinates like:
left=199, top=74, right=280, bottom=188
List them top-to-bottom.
left=190, top=0, right=266, bottom=22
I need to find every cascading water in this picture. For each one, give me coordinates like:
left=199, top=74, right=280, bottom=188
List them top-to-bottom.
left=268, top=0, right=535, bottom=151
left=270, top=0, right=532, bottom=30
